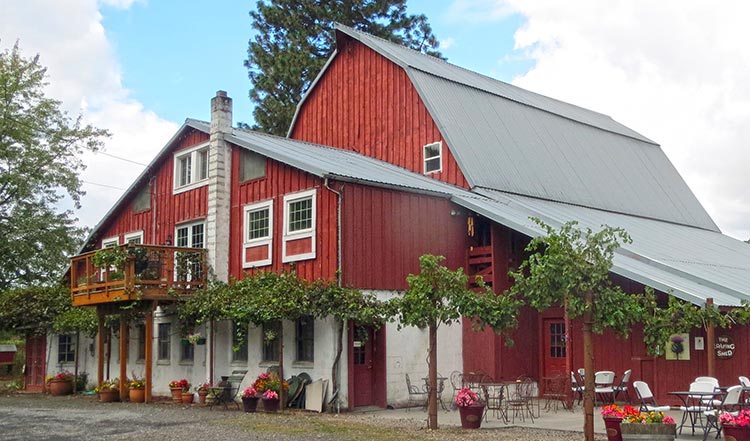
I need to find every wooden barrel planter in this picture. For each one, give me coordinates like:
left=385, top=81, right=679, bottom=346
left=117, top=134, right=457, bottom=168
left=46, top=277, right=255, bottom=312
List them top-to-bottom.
left=48, top=380, right=73, bottom=396
left=620, top=423, right=676, bottom=440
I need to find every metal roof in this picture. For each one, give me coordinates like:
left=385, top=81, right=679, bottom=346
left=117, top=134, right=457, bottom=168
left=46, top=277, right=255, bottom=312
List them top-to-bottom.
left=331, top=24, right=719, bottom=232
left=452, top=189, right=750, bottom=307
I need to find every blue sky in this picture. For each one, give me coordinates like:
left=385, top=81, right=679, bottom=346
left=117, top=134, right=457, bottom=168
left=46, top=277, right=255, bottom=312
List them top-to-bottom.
left=2, top=0, right=749, bottom=240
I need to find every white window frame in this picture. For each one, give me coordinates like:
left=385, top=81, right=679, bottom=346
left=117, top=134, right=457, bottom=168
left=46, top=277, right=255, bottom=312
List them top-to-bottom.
left=423, top=141, right=443, bottom=174
left=173, top=142, right=210, bottom=194
left=282, top=189, right=316, bottom=263
left=243, top=199, right=273, bottom=268
left=174, top=220, right=205, bottom=249
left=124, top=230, right=144, bottom=245
left=100, top=236, right=120, bottom=279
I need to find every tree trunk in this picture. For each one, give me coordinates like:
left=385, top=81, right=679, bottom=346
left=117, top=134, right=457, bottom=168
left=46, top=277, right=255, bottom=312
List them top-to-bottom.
left=582, top=289, right=595, bottom=441
left=330, top=320, right=344, bottom=413
left=428, top=324, right=438, bottom=430
left=278, top=328, right=285, bottom=410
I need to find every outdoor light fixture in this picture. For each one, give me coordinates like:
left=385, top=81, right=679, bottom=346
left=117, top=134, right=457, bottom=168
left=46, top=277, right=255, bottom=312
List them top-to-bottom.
left=164, top=234, right=173, bottom=246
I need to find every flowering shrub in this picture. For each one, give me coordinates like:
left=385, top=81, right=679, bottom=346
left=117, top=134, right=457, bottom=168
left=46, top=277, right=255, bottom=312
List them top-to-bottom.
left=46, top=370, right=74, bottom=383
left=252, top=372, right=288, bottom=394
left=128, top=377, right=146, bottom=389
left=94, top=378, right=119, bottom=392
left=168, top=379, right=190, bottom=392
left=242, top=387, right=258, bottom=398
left=455, top=387, right=479, bottom=407
left=262, top=389, right=278, bottom=400
left=601, top=404, right=624, bottom=418
left=621, top=405, right=675, bottom=424
left=720, top=410, right=750, bottom=427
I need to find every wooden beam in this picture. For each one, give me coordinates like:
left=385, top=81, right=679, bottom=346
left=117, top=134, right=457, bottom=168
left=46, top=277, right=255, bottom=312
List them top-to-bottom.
left=706, top=298, right=716, bottom=377
left=145, top=302, right=155, bottom=403
left=97, top=307, right=104, bottom=386
left=119, top=314, right=128, bottom=402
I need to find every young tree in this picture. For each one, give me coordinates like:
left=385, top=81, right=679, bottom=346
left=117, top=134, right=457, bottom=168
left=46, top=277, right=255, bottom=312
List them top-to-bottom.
left=245, top=0, right=442, bottom=135
left=0, top=42, right=108, bottom=289
left=394, top=254, right=521, bottom=430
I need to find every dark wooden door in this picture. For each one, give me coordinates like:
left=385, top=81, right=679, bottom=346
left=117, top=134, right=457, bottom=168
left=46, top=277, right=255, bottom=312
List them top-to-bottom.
left=543, top=319, right=567, bottom=391
left=352, top=325, right=374, bottom=407
left=25, top=334, right=46, bottom=391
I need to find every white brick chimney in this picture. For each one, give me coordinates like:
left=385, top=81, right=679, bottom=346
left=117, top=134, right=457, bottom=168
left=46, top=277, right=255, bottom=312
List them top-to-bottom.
left=206, top=91, right=232, bottom=282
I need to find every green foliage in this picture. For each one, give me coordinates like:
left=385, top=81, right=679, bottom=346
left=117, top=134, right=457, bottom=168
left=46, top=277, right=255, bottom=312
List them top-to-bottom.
left=245, top=0, right=442, bottom=135
left=0, top=42, right=108, bottom=289
left=91, top=247, right=127, bottom=270
left=394, top=254, right=520, bottom=334
left=0, top=285, right=94, bottom=335
left=52, top=306, right=97, bottom=337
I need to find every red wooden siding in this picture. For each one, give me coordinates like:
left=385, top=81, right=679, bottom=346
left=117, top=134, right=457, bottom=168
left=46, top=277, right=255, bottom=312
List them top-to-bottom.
left=290, top=40, right=469, bottom=189
left=94, top=130, right=209, bottom=247
left=229, top=146, right=338, bottom=282
left=340, top=184, right=467, bottom=290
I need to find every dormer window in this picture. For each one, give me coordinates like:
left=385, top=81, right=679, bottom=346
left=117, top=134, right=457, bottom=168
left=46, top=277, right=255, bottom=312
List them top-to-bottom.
left=423, top=142, right=442, bottom=174
left=173, top=143, right=209, bottom=193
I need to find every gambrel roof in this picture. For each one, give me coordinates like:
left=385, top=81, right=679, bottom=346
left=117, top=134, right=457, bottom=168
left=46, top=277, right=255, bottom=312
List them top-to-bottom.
left=296, top=24, right=717, bottom=232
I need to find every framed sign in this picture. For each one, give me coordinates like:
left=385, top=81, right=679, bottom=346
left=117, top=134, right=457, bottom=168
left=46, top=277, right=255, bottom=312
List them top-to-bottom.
left=665, top=333, right=690, bottom=360
left=715, top=335, right=735, bottom=360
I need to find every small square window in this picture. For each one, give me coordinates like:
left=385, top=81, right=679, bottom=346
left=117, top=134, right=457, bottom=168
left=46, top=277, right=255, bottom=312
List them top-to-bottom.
left=423, top=142, right=442, bottom=174
left=288, top=198, right=312, bottom=233
left=247, top=208, right=270, bottom=240
left=58, top=334, right=75, bottom=363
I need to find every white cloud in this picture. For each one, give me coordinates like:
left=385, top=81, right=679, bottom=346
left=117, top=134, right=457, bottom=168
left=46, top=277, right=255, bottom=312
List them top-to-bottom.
left=0, top=0, right=177, bottom=229
left=444, top=0, right=515, bottom=23
left=449, top=0, right=750, bottom=240
left=440, top=37, right=456, bottom=50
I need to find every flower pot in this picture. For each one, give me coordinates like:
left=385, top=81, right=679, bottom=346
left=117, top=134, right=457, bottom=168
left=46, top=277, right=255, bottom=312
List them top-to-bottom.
left=48, top=380, right=73, bottom=396
left=170, top=387, right=183, bottom=404
left=129, top=388, right=145, bottom=403
left=99, top=389, right=119, bottom=403
left=198, top=390, right=209, bottom=405
left=181, top=392, right=194, bottom=405
left=243, top=396, right=260, bottom=412
left=262, top=397, right=280, bottom=412
left=458, top=403, right=485, bottom=429
left=603, top=416, right=623, bottom=441
left=620, top=423, right=676, bottom=440
left=723, top=425, right=750, bottom=441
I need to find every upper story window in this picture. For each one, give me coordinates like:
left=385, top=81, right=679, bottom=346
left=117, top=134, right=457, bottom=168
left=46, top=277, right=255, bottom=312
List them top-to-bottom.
left=423, top=141, right=442, bottom=174
left=173, top=143, right=209, bottom=194
left=239, top=149, right=266, bottom=182
left=133, top=184, right=151, bottom=212
left=282, top=189, right=316, bottom=263
left=243, top=200, right=273, bottom=268
left=176, top=221, right=205, bottom=248
left=124, top=231, right=144, bottom=245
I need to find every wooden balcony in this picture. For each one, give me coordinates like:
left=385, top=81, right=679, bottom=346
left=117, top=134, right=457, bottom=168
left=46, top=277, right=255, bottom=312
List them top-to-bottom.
left=70, top=245, right=207, bottom=307
left=467, top=245, right=494, bottom=288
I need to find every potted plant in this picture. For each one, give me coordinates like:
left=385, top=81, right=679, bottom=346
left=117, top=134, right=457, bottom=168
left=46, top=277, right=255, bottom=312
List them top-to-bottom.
left=185, top=332, right=206, bottom=345
left=46, top=370, right=74, bottom=396
left=253, top=372, right=288, bottom=412
left=128, top=377, right=146, bottom=403
left=95, top=378, right=120, bottom=402
left=168, top=379, right=189, bottom=404
left=178, top=379, right=193, bottom=404
left=195, top=382, right=210, bottom=405
left=242, top=386, right=259, bottom=412
left=455, top=386, right=485, bottom=429
left=601, top=404, right=624, bottom=441
left=620, top=406, right=676, bottom=440
left=719, top=409, right=750, bottom=441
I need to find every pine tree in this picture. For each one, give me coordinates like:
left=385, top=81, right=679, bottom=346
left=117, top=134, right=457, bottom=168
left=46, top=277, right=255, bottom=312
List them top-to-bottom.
left=245, top=0, right=442, bottom=135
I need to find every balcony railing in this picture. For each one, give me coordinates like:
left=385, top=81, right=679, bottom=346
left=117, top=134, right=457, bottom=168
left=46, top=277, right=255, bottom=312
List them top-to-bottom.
left=70, top=244, right=207, bottom=307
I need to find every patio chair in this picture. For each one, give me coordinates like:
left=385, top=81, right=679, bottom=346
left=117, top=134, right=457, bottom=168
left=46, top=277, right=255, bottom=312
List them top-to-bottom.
left=577, top=368, right=586, bottom=383
left=208, top=369, right=248, bottom=410
left=613, top=369, right=631, bottom=403
left=449, top=370, right=463, bottom=407
left=462, top=370, right=489, bottom=395
left=571, top=371, right=583, bottom=405
left=594, top=371, right=615, bottom=404
left=405, top=373, right=427, bottom=411
left=504, top=376, right=535, bottom=423
left=739, top=376, right=750, bottom=403
left=632, top=380, right=670, bottom=412
left=679, top=381, right=716, bottom=435
left=481, top=383, right=507, bottom=422
left=703, top=384, right=743, bottom=440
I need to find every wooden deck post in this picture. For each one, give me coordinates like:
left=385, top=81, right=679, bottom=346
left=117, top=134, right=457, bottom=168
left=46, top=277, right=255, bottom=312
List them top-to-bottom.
left=706, top=298, right=716, bottom=377
left=145, top=301, right=155, bottom=403
left=97, top=307, right=105, bottom=386
left=119, top=314, right=128, bottom=401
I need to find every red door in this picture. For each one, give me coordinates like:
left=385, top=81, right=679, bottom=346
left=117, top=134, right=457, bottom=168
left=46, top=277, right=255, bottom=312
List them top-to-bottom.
left=542, top=320, right=567, bottom=392
left=352, top=325, right=374, bottom=407
left=25, top=334, right=47, bottom=391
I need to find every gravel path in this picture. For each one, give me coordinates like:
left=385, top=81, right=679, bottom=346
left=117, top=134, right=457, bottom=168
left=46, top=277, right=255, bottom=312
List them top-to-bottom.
left=0, top=394, right=598, bottom=440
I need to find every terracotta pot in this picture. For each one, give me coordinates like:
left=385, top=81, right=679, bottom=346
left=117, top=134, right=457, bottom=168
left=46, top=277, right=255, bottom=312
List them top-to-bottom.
left=48, top=380, right=73, bottom=396
left=170, top=387, right=183, bottom=404
left=129, top=388, right=145, bottom=403
left=99, top=389, right=119, bottom=403
left=198, top=390, right=209, bottom=405
left=181, top=392, right=194, bottom=405
left=242, top=396, right=260, bottom=412
left=262, top=397, right=280, bottom=412
left=458, top=403, right=485, bottom=429
left=603, top=416, right=623, bottom=441
left=620, top=423, right=675, bottom=440
left=723, top=424, right=750, bottom=441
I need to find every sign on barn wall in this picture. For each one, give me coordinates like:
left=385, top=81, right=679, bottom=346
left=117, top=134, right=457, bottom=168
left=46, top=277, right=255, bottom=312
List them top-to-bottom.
left=715, top=335, right=735, bottom=360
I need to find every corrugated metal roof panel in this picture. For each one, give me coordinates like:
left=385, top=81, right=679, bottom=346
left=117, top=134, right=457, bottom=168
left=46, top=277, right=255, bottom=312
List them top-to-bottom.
left=335, top=23, right=652, bottom=143
left=413, top=72, right=718, bottom=231
left=454, top=189, right=750, bottom=306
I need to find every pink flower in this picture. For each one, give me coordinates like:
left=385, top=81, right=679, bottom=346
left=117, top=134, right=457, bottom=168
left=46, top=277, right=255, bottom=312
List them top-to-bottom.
left=242, top=387, right=257, bottom=398
left=455, top=387, right=479, bottom=407
left=263, top=389, right=278, bottom=400
left=662, top=415, right=675, bottom=425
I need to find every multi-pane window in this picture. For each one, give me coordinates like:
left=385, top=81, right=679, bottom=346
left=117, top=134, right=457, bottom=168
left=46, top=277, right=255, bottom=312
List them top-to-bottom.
left=423, top=142, right=442, bottom=174
left=173, top=144, right=209, bottom=192
left=239, top=149, right=265, bottom=182
left=282, top=189, right=316, bottom=263
left=288, top=198, right=312, bottom=232
left=243, top=201, right=273, bottom=268
left=247, top=207, right=270, bottom=240
left=176, top=222, right=204, bottom=248
left=124, top=231, right=143, bottom=245
left=295, top=315, right=314, bottom=362
left=262, top=321, right=281, bottom=362
left=232, top=322, right=248, bottom=362
left=549, top=322, right=566, bottom=358
left=158, top=323, right=171, bottom=361
left=136, top=324, right=146, bottom=361
left=58, top=334, right=75, bottom=363
left=180, top=339, right=194, bottom=363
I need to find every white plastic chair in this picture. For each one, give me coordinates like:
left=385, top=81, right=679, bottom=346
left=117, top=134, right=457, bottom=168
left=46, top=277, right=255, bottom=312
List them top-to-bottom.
left=613, top=369, right=632, bottom=403
left=570, top=371, right=583, bottom=405
left=594, top=371, right=615, bottom=404
left=739, top=376, right=750, bottom=403
left=633, top=380, right=670, bottom=412
left=680, top=381, right=716, bottom=435
left=703, top=385, right=743, bottom=440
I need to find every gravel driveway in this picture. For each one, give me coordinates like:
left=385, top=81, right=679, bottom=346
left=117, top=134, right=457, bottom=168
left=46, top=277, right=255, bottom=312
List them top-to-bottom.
left=0, top=394, right=598, bottom=440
